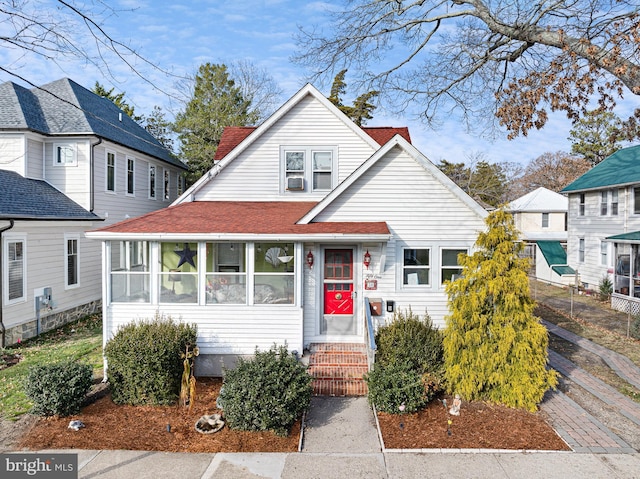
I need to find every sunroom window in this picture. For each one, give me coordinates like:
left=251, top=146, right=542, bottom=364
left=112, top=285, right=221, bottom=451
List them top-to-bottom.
left=110, top=241, right=150, bottom=302
left=159, top=242, right=198, bottom=303
left=254, top=242, right=294, bottom=304
left=206, top=243, right=247, bottom=304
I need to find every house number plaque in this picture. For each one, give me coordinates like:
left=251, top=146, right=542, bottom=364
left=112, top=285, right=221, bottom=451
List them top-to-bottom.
left=364, top=279, right=377, bottom=290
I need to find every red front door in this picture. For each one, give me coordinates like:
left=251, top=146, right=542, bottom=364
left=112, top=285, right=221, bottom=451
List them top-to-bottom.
left=322, top=249, right=356, bottom=335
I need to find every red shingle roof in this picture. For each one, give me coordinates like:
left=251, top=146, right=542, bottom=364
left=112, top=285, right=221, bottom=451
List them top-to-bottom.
left=213, top=126, right=411, bottom=162
left=91, top=201, right=390, bottom=236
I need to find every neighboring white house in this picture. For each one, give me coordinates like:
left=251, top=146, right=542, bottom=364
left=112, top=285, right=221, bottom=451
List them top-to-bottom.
left=0, top=78, right=186, bottom=346
left=87, top=84, right=488, bottom=376
left=561, top=144, right=640, bottom=311
left=506, top=187, right=574, bottom=285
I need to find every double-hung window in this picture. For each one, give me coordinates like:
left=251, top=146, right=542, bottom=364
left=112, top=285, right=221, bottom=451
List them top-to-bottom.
left=54, top=143, right=77, bottom=166
left=282, top=146, right=336, bottom=193
left=106, top=151, right=116, bottom=192
left=126, top=158, right=135, bottom=195
left=149, top=165, right=156, bottom=199
left=164, top=169, right=170, bottom=201
left=177, top=174, right=184, bottom=196
left=634, top=187, right=640, bottom=215
left=611, top=189, right=619, bottom=215
left=600, top=191, right=608, bottom=215
left=579, top=193, right=586, bottom=216
left=541, top=213, right=549, bottom=228
left=66, top=236, right=79, bottom=287
left=6, top=238, right=25, bottom=303
left=579, top=238, right=585, bottom=263
left=600, top=241, right=608, bottom=266
left=402, top=248, right=430, bottom=286
left=441, top=249, right=466, bottom=284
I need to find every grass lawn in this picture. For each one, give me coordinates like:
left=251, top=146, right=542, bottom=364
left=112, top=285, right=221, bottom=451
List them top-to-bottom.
left=0, top=314, right=103, bottom=420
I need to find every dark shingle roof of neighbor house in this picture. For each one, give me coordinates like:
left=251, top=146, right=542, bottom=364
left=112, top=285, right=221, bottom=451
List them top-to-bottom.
left=0, top=78, right=185, bottom=170
left=562, top=144, right=640, bottom=193
left=0, top=170, right=100, bottom=220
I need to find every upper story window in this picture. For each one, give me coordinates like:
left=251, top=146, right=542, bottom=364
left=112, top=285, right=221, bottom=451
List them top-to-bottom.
left=54, top=143, right=77, bottom=166
left=281, top=146, right=336, bottom=194
left=106, top=151, right=116, bottom=192
left=126, top=158, right=135, bottom=195
left=149, top=165, right=156, bottom=199
left=164, top=169, right=170, bottom=201
left=177, top=174, right=185, bottom=196
left=634, top=186, right=640, bottom=215
left=611, top=189, right=619, bottom=215
left=600, top=191, right=608, bottom=215
left=579, top=193, right=585, bottom=216
left=541, top=213, right=549, bottom=228
left=402, top=248, right=430, bottom=286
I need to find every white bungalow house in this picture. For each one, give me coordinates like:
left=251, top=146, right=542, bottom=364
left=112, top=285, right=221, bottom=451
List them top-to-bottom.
left=0, top=78, right=186, bottom=346
left=87, top=84, right=487, bottom=378
left=561, top=144, right=640, bottom=312
left=506, top=187, right=575, bottom=285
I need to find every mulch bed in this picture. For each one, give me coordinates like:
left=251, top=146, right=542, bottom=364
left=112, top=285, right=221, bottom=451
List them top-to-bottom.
left=377, top=394, right=570, bottom=451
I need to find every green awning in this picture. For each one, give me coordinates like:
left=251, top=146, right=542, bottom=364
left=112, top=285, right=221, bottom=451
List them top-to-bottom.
left=605, top=231, right=640, bottom=243
left=537, top=241, right=576, bottom=276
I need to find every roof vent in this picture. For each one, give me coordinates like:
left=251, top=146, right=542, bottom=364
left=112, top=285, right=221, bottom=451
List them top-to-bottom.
left=118, top=112, right=122, bottom=122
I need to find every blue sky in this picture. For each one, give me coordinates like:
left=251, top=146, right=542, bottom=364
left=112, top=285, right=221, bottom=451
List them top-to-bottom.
left=0, top=0, right=619, bottom=167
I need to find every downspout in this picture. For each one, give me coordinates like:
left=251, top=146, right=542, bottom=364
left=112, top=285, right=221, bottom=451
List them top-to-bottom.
left=90, top=138, right=103, bottom=212
left=0, top=219, right=15, bottom=348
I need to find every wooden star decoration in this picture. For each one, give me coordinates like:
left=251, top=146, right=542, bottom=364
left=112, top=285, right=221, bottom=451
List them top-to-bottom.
left=175, top=243, right=197, bottom=268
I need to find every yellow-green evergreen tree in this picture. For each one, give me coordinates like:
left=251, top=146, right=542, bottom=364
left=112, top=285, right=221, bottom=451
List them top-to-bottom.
left=443, top=209, right=557, bottom=412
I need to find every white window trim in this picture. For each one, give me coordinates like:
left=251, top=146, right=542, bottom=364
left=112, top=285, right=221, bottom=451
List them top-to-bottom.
left=53, top=143, right=77, bottom=167
left=280, top=145, right=337, bottom=194
left=106, top=150, right=116, bottom=193
left=126, top=157, right=135, bottom=196
left=148, top=164, right=156, bottom=199
left=578, top=193, right=586, bottom=216
left=541, top=212, right=549, bottom=228
left=4, top=234, right=26, bottom=305
left=65, top=234, right=80, bottom=289
left=578, top=238, right=585, bottom=263
left=400, top=246, right=432, bottom=289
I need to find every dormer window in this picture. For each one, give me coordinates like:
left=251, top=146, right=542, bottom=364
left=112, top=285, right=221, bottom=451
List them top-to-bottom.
left=281, top=146, right=336, bottom=193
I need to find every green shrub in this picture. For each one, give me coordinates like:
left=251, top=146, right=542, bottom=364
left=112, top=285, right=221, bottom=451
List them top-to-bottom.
left=598, top=276, right=613, bottom=302
left=375, top=309, right=444, bottom=375
left=104, top=314, right=197, bottom=405
left=219, top=344, right=312, bottom=436
left=24, top=361, right=93, bottom=416
left=365, top=361, right=429, bottom=414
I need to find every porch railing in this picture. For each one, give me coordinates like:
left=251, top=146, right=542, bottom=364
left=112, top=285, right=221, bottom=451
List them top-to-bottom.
left=363, top=297, right=377, bottom=370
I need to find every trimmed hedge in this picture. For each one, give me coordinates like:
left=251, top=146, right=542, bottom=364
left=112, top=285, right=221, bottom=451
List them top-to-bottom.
left=104, top=315, right=197, bottom=405
left=219, top=344, right=312, bottom=436
left=24, top=361, right=93, bottom=416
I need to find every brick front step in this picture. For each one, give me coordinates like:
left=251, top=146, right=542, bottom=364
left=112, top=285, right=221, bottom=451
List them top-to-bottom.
left=307, top=343, right=369, bottom=397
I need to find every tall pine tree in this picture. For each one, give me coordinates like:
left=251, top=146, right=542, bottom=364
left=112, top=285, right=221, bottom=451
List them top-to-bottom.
left=174, top=63, right=258, bottom=185
left=443, top=209, right=557, bottom=411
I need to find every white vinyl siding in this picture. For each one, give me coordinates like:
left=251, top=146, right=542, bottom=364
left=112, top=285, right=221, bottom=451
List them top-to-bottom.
left=193, top=95, right=379, bottom=201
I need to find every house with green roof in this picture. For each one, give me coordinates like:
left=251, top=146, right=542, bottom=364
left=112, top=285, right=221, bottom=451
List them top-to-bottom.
left=0, top=78, right=187, bottom=346
left=561, top=144, right=640, bottom=312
